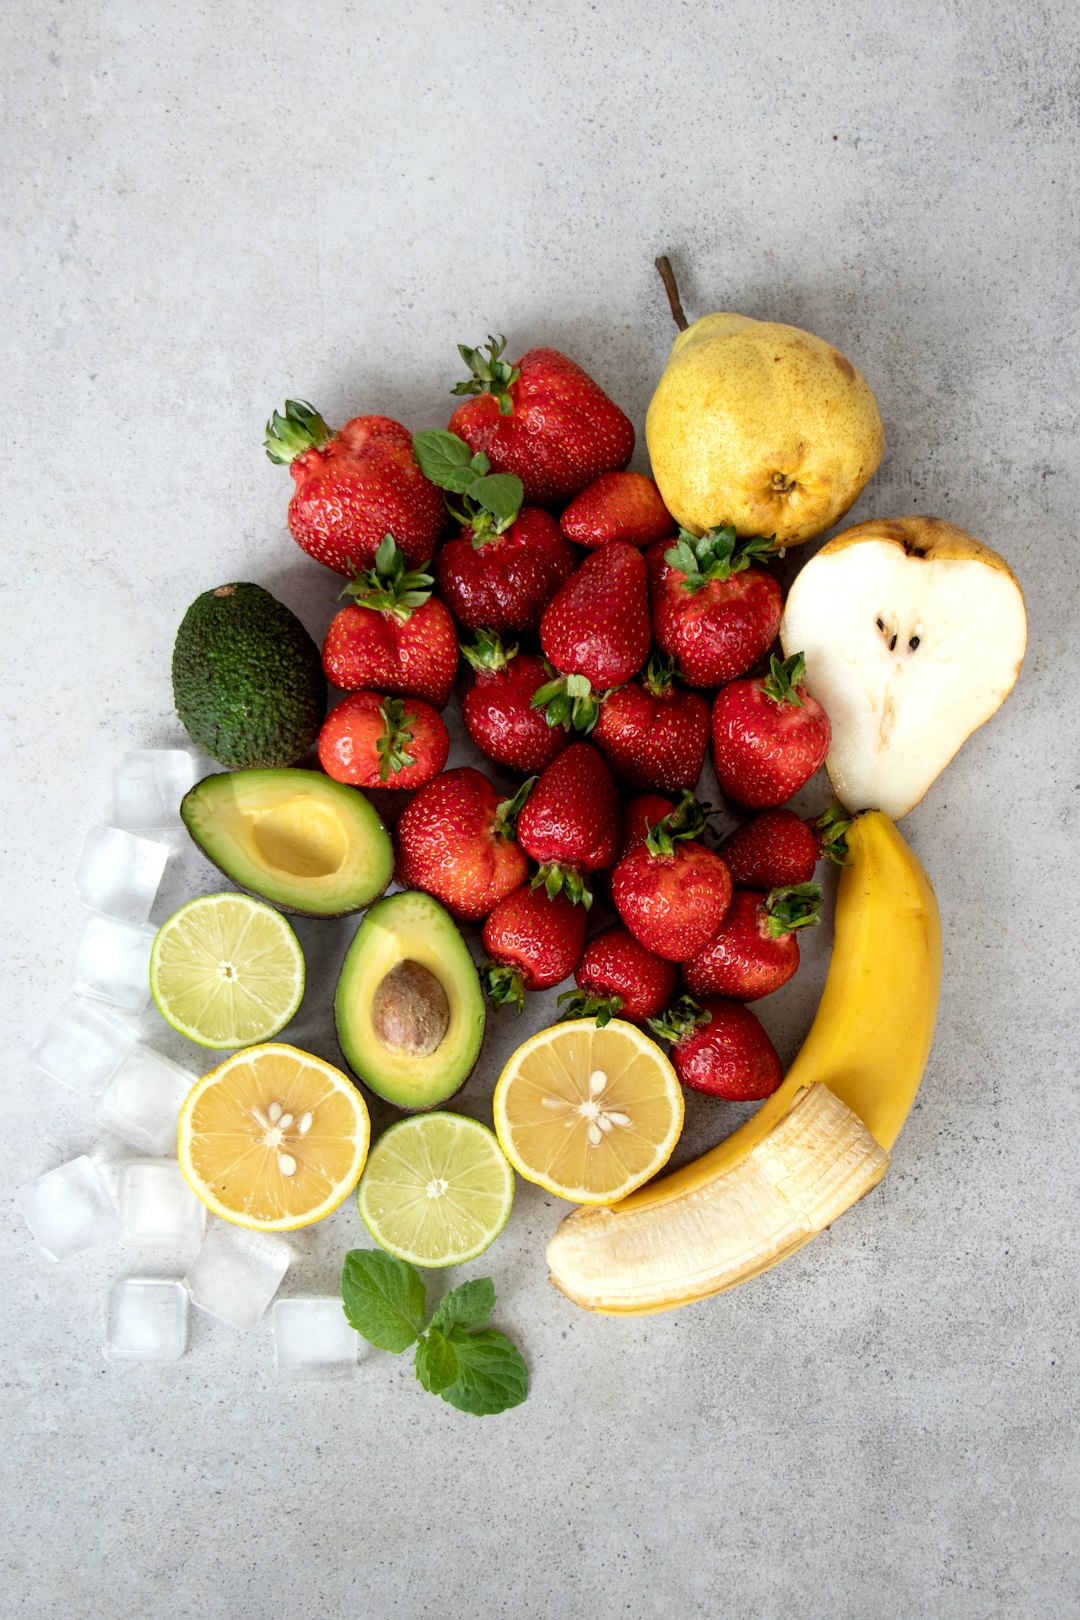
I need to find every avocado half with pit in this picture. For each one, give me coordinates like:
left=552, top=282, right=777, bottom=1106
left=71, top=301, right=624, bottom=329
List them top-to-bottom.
left=180, top=769, right=393, bottom=918
left=335, top=892, right=486, bottom=1111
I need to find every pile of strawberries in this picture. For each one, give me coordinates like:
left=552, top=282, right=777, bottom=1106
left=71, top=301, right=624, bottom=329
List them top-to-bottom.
left=266, top=338, right=849, bottom=1104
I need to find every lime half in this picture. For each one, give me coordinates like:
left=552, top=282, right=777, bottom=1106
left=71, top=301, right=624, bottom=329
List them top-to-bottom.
left=150, top=892, right=305, bottom=1049
left=358, top=1114, right=514, bottom=1267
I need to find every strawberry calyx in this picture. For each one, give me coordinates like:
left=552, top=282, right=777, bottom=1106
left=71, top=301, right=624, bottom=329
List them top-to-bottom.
left=450, top=335, right=522, bottom=417
left=264, top=399, right=332, bottom=464
left=412, top=429, right=523, bottom=538
left=664, top=526, right=775, bottom=592
left=340, top=534, right=434, bottom=621
left=460, top=630, right=519, bottom=673
left=640, top=652, right=677, bottom=699
left=761, top=652, right=807, bottom=707
left=531, top=671, right=605, bottom=734
left=375, top=698, right=418, bottom=782
left=493, top=777, right=534, bottom=839
left=643, top=791, right=708, bottom=858
left=813, top=807, right=852, bottom=865
left=530, top=863, right=593, bottom=910
left=762, top=882, right=823, bottom=937
left=480, top=960, right=527, bottom=1015
left=557, top=989, right=622, bottom=1028
left=647, top=994, right=711, bottom=1045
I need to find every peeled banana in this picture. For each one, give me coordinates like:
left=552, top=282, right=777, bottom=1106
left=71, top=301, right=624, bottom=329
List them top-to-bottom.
left=546, top=811, right=941, bottom=1314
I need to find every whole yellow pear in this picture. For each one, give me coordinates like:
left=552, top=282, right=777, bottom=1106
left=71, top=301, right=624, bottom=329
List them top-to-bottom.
left=646, top=310, right=885, bottom=545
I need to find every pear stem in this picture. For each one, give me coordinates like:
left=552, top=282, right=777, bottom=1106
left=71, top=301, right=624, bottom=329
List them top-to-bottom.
left=655, top=255, right=689, bottom=331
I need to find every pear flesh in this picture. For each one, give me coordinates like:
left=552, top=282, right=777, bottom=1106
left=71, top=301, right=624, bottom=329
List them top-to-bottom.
left=646, top=313, right=884, bottom=545
left=780, top=516, right=1027, bottom=819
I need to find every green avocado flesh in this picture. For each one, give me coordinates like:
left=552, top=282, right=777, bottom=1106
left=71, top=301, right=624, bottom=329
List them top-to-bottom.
left=172, top=582, right=325, bottom=769
left=180, top=769, right=393, bottom=918
left=335, top=892, right=486, bottom=1110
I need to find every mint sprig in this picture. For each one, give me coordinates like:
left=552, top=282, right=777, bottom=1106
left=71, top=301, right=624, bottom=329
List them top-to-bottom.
left=412, top=429, right=523, bottom=536
left=341, top=1250, right=528, bottom=1417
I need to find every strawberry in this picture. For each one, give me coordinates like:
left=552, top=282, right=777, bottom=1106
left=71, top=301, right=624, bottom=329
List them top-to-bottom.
left=447, top=337, right=634, bottom=506
left=265, top=403, right=443, bottom=576
left=412, top=430, right=577, bottom=633
left=560, top=472, right=673, bottom=550
left=648, top=527, right=783, bottom=688
left=322, top=535, right=458, bottom=709
left=535, top=542, right=651, bottom=730
left=460, top=633, right=569, bottom=775
left=712, top=654, right=832, bottom=809
left=593, top=655, right=710, bottom=793
left=317, top=693, right=448, bottom=790
left=515, top=742, right=621, bottom=907
left=394, top=767, right=529, bottom=921
left=620, top=793, right=677, bottom=858
left=610, top=794, right=733, bottom=962
left=721, top=806, right=851, bottom=890
left=683, top=883, right=822, bottom=1002
left=481, top=885, right=587, bottom=1012
left=559, top=925, right=678, bottom=1026
left=648, top=996, right=783, bottom=1100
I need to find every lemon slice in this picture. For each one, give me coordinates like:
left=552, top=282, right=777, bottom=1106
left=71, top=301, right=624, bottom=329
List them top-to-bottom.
left=150, top=892, right=304, bottom=1049
left=493, top=1019, right=683, bottom=1204
left=178, top=1043, right=370, bottom=1230
left=357, top=1114, right=514, bottom=1267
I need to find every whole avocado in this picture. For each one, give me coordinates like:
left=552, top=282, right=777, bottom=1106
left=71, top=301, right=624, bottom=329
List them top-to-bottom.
left=173, top=583, right=326, bottom=768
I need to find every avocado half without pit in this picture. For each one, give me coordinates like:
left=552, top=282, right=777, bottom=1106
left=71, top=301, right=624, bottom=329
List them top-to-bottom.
left=180, top=768, right=393, bottom=917
left=335, top=892, right=486, bottom=1111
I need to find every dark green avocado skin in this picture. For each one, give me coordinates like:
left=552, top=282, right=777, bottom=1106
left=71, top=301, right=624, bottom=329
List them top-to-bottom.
left=172, top=583, right=325, bottom=769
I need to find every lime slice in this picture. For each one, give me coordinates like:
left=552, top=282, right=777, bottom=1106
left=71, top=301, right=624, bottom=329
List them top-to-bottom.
left=150, top=892, right=305, bottom=1049
left=357, top=1114, right=514, bottom=1267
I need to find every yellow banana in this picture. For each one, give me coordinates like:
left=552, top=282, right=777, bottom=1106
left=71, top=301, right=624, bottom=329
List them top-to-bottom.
left=546, top=811, right=941, bottom=1314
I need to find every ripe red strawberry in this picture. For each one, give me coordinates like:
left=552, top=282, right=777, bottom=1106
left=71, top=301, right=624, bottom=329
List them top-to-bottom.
left=448, top=337, right=634, bottom=506
left=265, top=403, right=443, bottom=576
left=560, top=472, right=673, bottom=550
left=648, top=528, right=783, bottom=688
left=322, top=535, right=458, bottom=709
left=536, top=542, right=651, bottom=729
left=460, top=633, right=569, bottom=775
left=712, top=654, right=831, bottom=809
left=593, top=655, right=709, bottom=793
left=317, top=693, right=448, bottom=790
left=516, top=742, right=621, bottom=907
left=394, top=767, right=529, bottom=921
left=620, top=793, right=676, bottom=858
left=610, top=795, right=733, bottom=962
left=721, top=806, right=851, bottom=890
left=683, top=883, right=822, bottom=1002
left=481, top=885, right=587, bottom=1012
left=559, top=925, right=678, bottom=1026
left=648, top=996, right=782, bottom=1100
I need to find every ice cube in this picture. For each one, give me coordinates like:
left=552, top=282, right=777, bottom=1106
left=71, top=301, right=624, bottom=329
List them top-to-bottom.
left=112, top=749, right=198, bottom=831
left=75, top=825, right=170, bottom=923
left=72, top=914, right=156, bottom=1011
left=29, top=995, right=137, bottom=1098
left=95, top=1045, right=196, bottom=1154
left=16, top=1155, right=121, bottom=1261
left=119, top=1160, right=206, bottom=1247
left=185, top=1223, right=290, bottom=1330
left=105, top=1277, right=189, bottom=1361
left=272, top=1297, right=359, bottom=1382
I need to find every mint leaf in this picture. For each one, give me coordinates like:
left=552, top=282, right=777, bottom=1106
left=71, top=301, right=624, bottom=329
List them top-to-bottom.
left=411, top=429, right=478, bottom=493
left=467, top=472, right=522, bottom=524
left=341, top=1249, right=427, bottom=1353
left=430, top=1277, right=495, bottom=1334
left=437, top=1327, right=528, bottom=1416
left=414, top=1328, right=460, bottom=1394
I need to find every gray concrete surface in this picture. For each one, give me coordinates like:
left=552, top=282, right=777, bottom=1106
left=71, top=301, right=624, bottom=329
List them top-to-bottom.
left=3, top=2, right=1078, bottom=1616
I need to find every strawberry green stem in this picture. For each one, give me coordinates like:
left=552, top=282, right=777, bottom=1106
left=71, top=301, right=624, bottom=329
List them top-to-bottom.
left=450, top=335, right=521, bottom=416
left=264, top=399, right=331, bottom=464
left=664, top=526, right=776, bottom=590
left=340, top=535, right=434, bottom=621
left=460, top=631, right=519, bottom=672
left=761, top=653, right=807, bottom=707
left=531, top=672, right=602, bottom=734
left=376, top=699, right=418, bottom=782
left=494, top=777, right=534, bottom=838
left=644, top=791, right=708, bottom=858
left=814, top=807, right=852, bottom=865
left=530, top=864, right=593, bottom=910
left=763, top=882, right=823, bottom=936
left=481, top=960, right=526, bottom=1014
left=558, top=990, right=621, bottom=1028
left=647, top=994, right=710, bottom=1044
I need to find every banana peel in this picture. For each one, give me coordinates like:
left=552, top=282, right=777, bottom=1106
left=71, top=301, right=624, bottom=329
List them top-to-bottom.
left=546, top=811, right=941, bottom=1314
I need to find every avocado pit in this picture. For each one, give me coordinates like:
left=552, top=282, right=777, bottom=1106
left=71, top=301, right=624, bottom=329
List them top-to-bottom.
left=371, top=960, right=451, bottom=1058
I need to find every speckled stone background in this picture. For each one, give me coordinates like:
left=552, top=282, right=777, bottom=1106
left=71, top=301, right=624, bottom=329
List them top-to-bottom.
left=3, top=3, right=1078, bottom=1616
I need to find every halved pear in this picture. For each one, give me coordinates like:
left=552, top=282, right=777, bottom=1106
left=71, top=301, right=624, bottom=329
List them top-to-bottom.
left=779, top=516, right=1027, bottom=819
